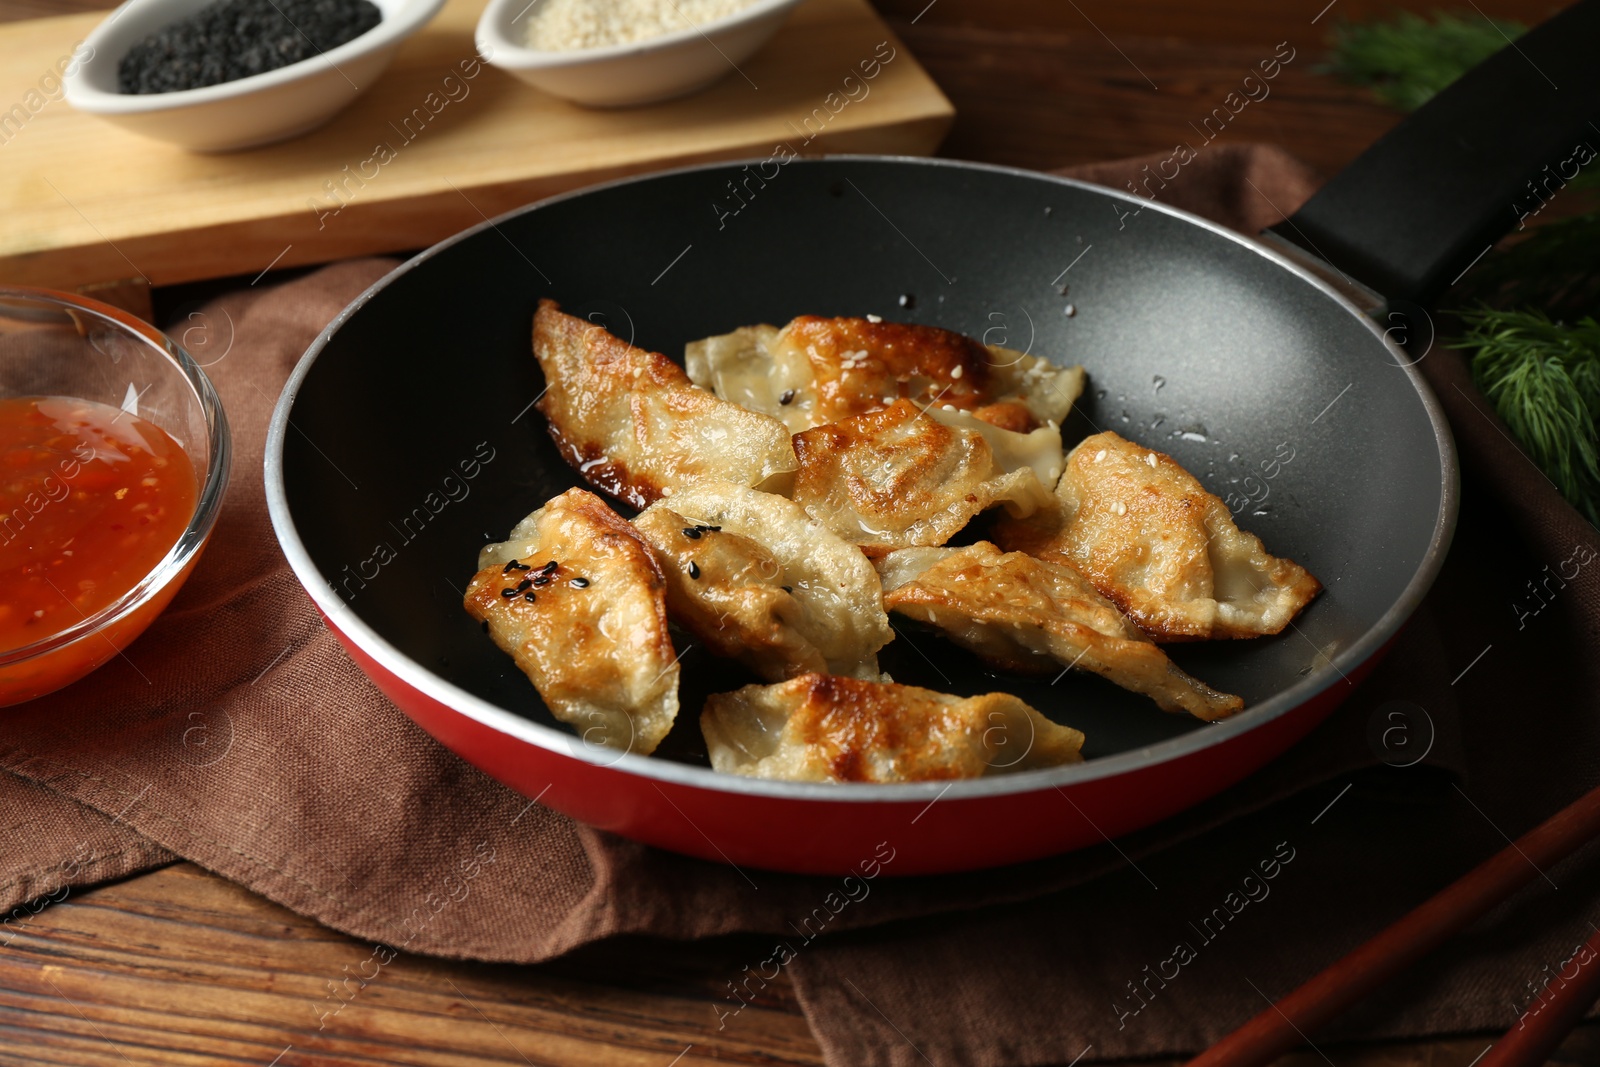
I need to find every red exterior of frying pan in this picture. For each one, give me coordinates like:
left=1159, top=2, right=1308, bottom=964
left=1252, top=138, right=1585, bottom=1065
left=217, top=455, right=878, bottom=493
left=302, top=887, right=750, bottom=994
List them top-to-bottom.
left=327, top=612, right=1383, bottom=875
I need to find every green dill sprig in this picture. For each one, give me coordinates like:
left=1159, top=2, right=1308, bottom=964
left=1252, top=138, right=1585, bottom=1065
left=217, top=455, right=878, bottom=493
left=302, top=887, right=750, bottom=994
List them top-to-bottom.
left=1319, top=10, right=1600, bottom=524
left=1320, top=11, right=1525, bottom=111
left=1451, top=211, right=1600, bottom=322
left=1454, top=308, right=1600, bottom=523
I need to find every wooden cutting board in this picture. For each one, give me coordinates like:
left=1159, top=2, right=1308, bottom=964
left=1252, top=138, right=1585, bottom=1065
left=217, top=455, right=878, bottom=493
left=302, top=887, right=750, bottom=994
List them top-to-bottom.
left=0, top=0, right=952, bottom=289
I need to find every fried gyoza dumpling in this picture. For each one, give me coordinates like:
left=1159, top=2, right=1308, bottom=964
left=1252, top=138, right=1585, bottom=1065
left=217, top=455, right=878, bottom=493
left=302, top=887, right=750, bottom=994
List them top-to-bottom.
left=532, top=300, right=796, bottom=508
left=685, top=315, right=1085, bottom=433
left=790, top=399, right=1054, bottom=554
left=924, top=403, right=1066, bottom=489
left=995, top=432, right=1321, bottom=641
left=633, top=480, right=892, bottom=681
left=466, top=488, right=678, bottom=755
left=877, top=543, right=1243, bottom=721
left=701, top=673, right=1084, bottom=782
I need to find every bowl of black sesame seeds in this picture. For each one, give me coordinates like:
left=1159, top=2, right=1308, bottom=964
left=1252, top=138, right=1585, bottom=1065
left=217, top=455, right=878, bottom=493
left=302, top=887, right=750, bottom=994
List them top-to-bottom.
left=63, top=0, right=445, bottom=152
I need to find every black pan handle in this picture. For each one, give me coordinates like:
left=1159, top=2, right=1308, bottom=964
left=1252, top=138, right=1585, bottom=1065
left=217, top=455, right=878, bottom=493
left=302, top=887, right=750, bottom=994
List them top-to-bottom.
left=1265, top=0, right=1600, bottom=308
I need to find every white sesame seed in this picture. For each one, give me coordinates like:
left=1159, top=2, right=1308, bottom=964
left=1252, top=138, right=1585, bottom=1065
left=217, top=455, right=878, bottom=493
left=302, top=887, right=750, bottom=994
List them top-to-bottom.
left=524, top=0, right=760, bottom=50
left=866, top=314, right=883, bottom=323
left=950, top=365, right=964, bottom=379
left=1094, top=449, right=1107, bottom=462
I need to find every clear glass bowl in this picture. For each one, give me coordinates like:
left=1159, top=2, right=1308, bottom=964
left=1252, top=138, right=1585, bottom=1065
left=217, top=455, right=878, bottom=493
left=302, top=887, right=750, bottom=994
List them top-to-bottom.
left=0, top=287, right=229, bottom=705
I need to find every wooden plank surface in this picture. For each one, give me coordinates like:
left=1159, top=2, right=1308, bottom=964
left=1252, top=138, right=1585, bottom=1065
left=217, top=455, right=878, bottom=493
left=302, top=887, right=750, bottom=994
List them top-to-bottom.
left=0, top=0, right=952, bottom=289
left=875, top=0, right=1559, bottom=46
left=877, top=0, right=1564, bottom=178
left=889, top=22, right=1400, bottom=178
left=2, top=862, right=1595, bottom=1067
left=0, top=864, right=824, bottom=1066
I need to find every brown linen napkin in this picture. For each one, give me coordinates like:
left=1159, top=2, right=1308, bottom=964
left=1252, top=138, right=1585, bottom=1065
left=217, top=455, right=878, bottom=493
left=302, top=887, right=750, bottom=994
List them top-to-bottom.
left=0, top=145, right=1593, bottom=1066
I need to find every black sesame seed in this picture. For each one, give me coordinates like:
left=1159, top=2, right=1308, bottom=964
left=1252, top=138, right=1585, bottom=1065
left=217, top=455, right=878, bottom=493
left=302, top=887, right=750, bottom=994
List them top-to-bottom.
left=117, top=0, right=383, bottom=95
left=779, top=389, right=796, bottom=405
left=683, top=527, right=702, bottom=539
left=503, top=559, right=531, bottom=573
left=542, top=560, right=558, bottom=572
left=688, top=561, right=701, bottom=579
left=532, top=574, right=552, bottom=586
left=571, top=576, right=590, bottom=588
left=514, top=578, right=533, bottom=593
left=500, top=587, right=518, bottom=598
left=523, top=591, right=537, bottom=603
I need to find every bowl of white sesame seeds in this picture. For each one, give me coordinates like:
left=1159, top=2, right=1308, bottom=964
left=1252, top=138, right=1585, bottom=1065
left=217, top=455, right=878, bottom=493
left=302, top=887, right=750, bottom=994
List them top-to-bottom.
left=476, top=0, right=802, bottom=108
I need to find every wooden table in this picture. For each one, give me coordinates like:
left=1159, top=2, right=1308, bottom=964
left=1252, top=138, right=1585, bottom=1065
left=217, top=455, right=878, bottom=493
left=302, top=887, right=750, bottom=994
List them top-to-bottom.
left=3, top=0, right=1594, bottom=1063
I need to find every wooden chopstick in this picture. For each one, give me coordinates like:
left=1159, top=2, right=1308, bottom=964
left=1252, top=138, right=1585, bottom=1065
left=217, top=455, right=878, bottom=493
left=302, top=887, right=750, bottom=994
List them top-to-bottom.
left=1186, top=780, right=1600, bottom=1067
left=1478, top=922, right=1600, bottom=1067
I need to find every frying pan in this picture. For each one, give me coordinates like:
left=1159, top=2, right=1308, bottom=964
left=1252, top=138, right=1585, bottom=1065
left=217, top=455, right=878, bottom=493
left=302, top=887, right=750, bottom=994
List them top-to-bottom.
left=265, top=2, right=1599, bottom=875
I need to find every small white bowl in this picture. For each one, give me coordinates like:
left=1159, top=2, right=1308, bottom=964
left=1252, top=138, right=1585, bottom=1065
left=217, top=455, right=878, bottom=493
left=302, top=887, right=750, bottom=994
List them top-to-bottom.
left=64, top=0, right=445, bottom=152
left=476, top=0, right=803, bottom=108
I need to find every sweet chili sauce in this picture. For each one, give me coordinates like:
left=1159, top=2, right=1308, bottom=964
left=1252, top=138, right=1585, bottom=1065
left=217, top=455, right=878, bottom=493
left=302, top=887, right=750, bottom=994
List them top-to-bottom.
left=1, top=396, right=197, bottom=656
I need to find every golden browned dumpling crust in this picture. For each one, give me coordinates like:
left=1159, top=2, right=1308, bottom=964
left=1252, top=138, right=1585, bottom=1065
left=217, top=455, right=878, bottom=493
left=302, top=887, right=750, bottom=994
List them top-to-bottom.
left=531, top=300, right=796, bottom=508
left=685, top=315, right=1085, bottom=433
left=791, top=399, right=1053, bottom=555
left=995, top=431, right=1321, bottom=642
left=633, top=481, right=893, bottom=681
left=466, top=488, right=679, bottom=755
left=634, top=506, right=826, bottom=681
left=877, top=542, right=1243, bottom=721
left=701, top=673, right=1084, bottom=782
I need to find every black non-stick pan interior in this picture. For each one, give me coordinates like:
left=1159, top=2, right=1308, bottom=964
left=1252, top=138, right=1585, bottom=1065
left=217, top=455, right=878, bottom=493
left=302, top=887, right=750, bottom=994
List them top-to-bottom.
left=281, top=158, right=1449, bottom=765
